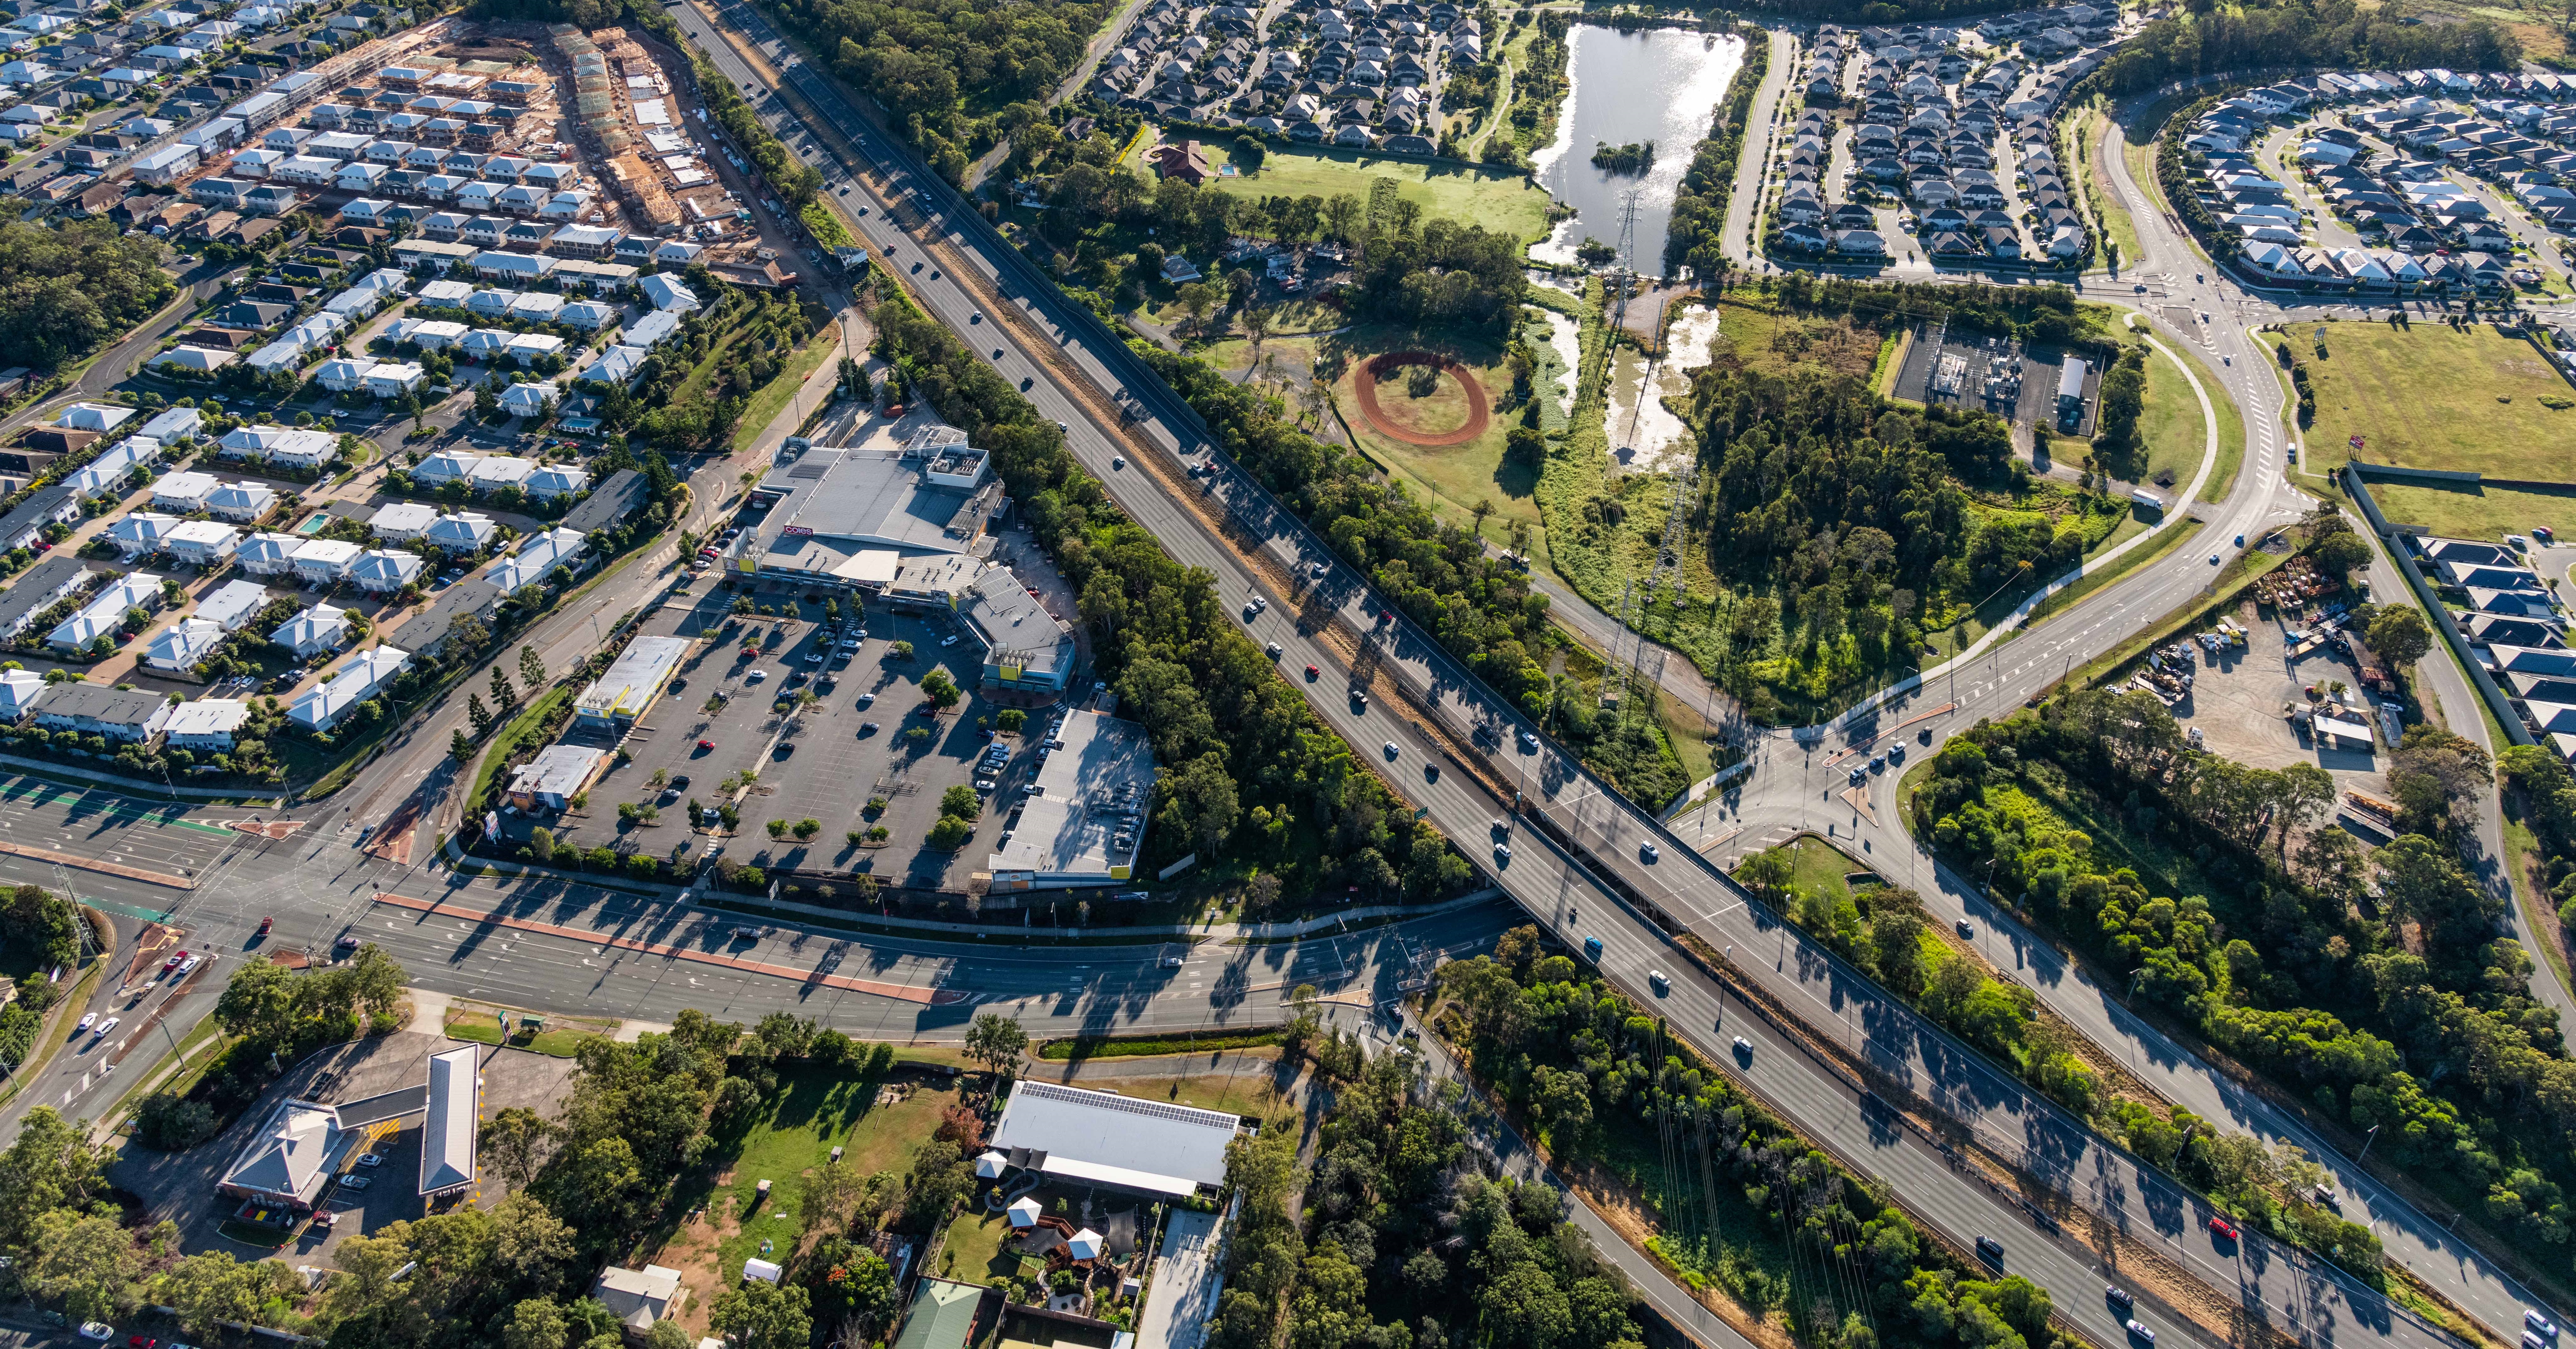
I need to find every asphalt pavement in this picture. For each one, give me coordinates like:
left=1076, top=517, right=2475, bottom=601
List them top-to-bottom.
left=637, top=15, right=2494, bottom=1349
left=0, top=28, right=2549, bottom=1349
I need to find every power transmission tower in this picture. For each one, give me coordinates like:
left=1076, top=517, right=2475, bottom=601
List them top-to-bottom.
left=1609, top=188, right=1642, bottom=333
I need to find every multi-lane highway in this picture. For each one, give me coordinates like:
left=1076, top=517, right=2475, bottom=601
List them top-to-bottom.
left=637, top=11, right=2540, bottom=1349
left=0, top=20, right=2550, bottom=1349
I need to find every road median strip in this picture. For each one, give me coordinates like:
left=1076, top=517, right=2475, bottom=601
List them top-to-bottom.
left=0, top=837, right=194, bottom=889
left=367, top=891, right=968, bottom=1004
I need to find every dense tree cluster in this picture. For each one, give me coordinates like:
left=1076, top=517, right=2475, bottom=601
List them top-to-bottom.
left=764, top=0, right=1111, bottom=181
left=2086, top=0, right=2515, bottom=97
left=1664, top=24, right=1769, bottom=280
left=1035, top=167, right=1528, bottom=338
left=1347, top=216, right=1528, bottom=334
left=0, top=221, right=174, bottom=370
left=1763, top=273, right=2103, bottom=351
left=582, top=282, right=819, bottom=454
left=872, top=296, right=1471, bottom=904
left=1141, top=336, right=1684, bottom=804
left=2089, top=347, right=2148, bottom=479
left=1918, top=690, right=2576, bottom=1263
left=2502, top=747, right=2576, bottom=935
left=0, top=884, right=75, bottom=1068
left=1437, top=933, right=2080, bottom=1349
left=313, top=1012, right=899, bottom=1347
left=1210, top=1046, right=1645, bottom=1349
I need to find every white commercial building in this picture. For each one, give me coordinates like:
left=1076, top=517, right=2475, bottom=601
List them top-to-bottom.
left=986, top=1081, right=1242, bottom=1199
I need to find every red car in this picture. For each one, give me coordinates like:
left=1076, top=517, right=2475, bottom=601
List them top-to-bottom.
left=1304, top=665, right=1319, bottom=681
left=696, top=739, right=716, bottom=751
left=163, top=950, right=189, bottom=971
left=2208, top=1216, right=2239, bottom=1241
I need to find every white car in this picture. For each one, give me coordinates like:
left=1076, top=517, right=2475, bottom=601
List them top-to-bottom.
left=940, top=635, right=960, bottom=648
left=803, top=651, right=826, bottom=664
left=746, top=669, right=767, bottom=682
left=1382, top=741, right=1399, bottom=759
left=177, top=955, right=201, bottom=975
left=1160, top=955, right=1185, bottom=968
left=1648, top=970, right=1671, bottom=994
left=76, top=1012, right=96, bottom=1032
left=94, top=1016, right=119, bottom=1038
left=1733, top=1036, right=1753, bottom=1054
left=355, top=1153, right=384, bottom=1167
left=339, top=1174, right=371, bottom=1192
left=2127, top=1321, right=2155, bottom=1344
left=76, top=1324, right=114, bottom=1342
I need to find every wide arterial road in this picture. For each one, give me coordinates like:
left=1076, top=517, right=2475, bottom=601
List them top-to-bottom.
left=656, top=8, right=2501, bottom=1349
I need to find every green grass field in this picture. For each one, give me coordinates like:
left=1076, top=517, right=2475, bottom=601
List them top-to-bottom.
left=2084, top=108, right=2143, bottom=270
left=1192, top=138, right=1559, bottom=245
left=1704, top=294, right=1890, bottom=383
left=2299, top=322, right=2576, bottom=477
left=1306, top=324, right=1533, bottom=538
left=729, top=334, right=842, bottom=454
left=2134, top=344, right=2210, bottom=492
left=2360, top=477, right=2576, bottom=544
left=1742, top=835, right=1885, bottom=905
left=442, top=1007, right=612, bottom=1058
left=693, top=1065, right=954, bottom=1288
left=939, top=1208, right=1039, bottom=1285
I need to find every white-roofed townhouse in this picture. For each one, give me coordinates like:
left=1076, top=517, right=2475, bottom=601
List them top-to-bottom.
left=638, top=273, right=699, bottom=312
left=505, top=291, right=564, bottom=324
left=557, top=300, right=617, bottom=330
left=624, top=309, right=681, bottom=348
left=505, top=333, right=565, bottom=367
left=578, top=344, right=647, bottom=387
left=315, top=357, right=373, bottom=393
left=365, top=362, right=425, bottom=398
left=499, top=382, right=556, bottom=420
left=139, top=405, right=203, bottom=444
left=219, top=425, right=337, bottom=470
left=411, top=449, right=481, bottom=490
left=468, top=454, right=536, bottom=493
left=527, top=464, right=590, bottom=500
left=150, top=468, right=219, bottom=514
left=204, top=480, right=278, bottom=524
left=368, top=502, right=439, bottom=541
left=107, top=511, right=177, bottom=558
left=423, top=511, right=496, bottom=553
left=163, top=519, right=240, bottom=567
left=235, top=531, right=302, bottom=577
left=288, top=540, right=361, bottom=588
left=350, top=548, right=423, bottom=593
left=194, top=578, right=270, bottom=632
left=271, top=601, right=349, bottom=657
left=143, top=615, right=224, bottom=672
left=288, top=646, right=408, bottom=730
left=162, top=696, right=250, bottom=748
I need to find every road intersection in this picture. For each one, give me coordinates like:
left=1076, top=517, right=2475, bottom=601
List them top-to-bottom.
left=0, top=27, right=2555, bottom=1349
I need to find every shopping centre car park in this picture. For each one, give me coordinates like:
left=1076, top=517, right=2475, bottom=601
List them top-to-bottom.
left=521, top=594, right=1034, bottom=889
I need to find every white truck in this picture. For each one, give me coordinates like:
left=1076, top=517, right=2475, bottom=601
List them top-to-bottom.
left=2129, top=489, right=2165, bottom=512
